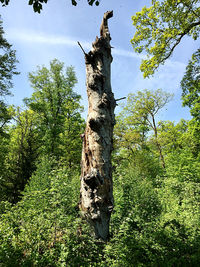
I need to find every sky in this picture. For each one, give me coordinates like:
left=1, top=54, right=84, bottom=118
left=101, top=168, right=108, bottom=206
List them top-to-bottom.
left=0, top=0, right=199, bottom=121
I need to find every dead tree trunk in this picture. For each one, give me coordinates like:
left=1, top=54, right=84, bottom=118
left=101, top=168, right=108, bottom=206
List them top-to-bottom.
left=79, top=11, right=116, bottom=241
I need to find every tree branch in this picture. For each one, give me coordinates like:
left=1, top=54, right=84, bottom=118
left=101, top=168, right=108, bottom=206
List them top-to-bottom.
left=161, top=20, right=200, bottom=63
left=77, top=41, right=87, bottom=55
left=116, top=97, right=126, bottom=102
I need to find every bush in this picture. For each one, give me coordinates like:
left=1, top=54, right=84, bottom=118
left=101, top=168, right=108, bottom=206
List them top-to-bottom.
left=0, top=154, right=200, bottom=266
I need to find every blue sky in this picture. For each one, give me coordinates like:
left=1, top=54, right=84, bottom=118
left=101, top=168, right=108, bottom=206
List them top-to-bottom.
left=1, top=0, right=199, bottom=121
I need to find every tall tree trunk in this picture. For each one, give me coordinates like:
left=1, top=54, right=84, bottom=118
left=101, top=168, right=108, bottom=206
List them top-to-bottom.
left=79, top=11, right=116, bottom=241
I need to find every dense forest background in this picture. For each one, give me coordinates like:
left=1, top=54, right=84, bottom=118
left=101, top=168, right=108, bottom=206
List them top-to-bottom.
left=0, top=0, right=200, bottom=266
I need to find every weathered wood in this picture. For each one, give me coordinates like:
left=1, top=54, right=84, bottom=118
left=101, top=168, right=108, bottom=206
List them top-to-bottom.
left=79, top=11, right=116, bottom=241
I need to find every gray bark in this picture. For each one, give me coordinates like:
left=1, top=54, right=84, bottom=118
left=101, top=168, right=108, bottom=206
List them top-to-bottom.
left=79, top=11, right=116, bottom=241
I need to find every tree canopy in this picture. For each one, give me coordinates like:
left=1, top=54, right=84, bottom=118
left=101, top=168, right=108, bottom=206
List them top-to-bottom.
left=0, top=0, right=100, bottom=13
left=131, top=0, right=200, bottom=78
left=0, top=16, right=18, bottom=135
left=0, top=16, right=18, bottom=97
left=181, top=48, right=200, bottom=121
left=0, top=59, right=85, bottom=203
left=24, top=59, right=84, bottom=163
left=115, top=89, right=173, bottom=168
left=1, top=108, right=39, bottom=203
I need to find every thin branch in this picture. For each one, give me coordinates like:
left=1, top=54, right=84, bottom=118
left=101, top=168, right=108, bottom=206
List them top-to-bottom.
left=183, top=1, right=199, bottom=18
left=161, top=20, right=200, bottom=63
left=77, top=41, right=87, bottom=55
left=115, top=97, right=126, bottom=102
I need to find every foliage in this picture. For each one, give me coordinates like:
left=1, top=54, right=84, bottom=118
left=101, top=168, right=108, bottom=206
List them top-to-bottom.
left=0, top=0, right=100, bottom=13
left=131, top=0, right=200, bottom=77
left=0, top=16, right=18, bottom=135
left=0, top=16, right=18, bottom=98
left=181, top=48, right=200, bottom=121
left=0, top=59, right=84, bottom=203
left=24, top=59, right=85, bottom=165
left=114, top=89, right=173, bottom=168
left=121, top=89, right=173, bottom=131
left=0, top=105, right=14, bottom=136
left=0, top=108, right=39, bottom=203
left=1, top=113, right=200, bottom=266
left=158, top=119, right=200, bottom=158
left=157, top=120, right=187, bottom=153
left=0, top=132, right=10, bottom=200
left=103, top=153, right=200, bottom=266
left=0, top=158, right=104, bottom=266
left=104, top=164, right=162, bottom=266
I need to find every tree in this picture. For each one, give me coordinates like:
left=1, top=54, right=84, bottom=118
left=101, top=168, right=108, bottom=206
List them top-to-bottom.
left=0, top=0, right=100, bottom=13
left=131, top=0, right=200, bottom=78
left=79, top=11, right=116, bottom=241
left=0, top=16, right=18, bottom=134
left=181, top=48, right=200, bottom=121
left=24, top=59, right=84, bottom=165
left=118, top=89, right=173, bottom=168
left=59, top=99, right=85, bottom=168
left=0, top=105, right=14, bottom=136
left=114, top=107, right=149, bottom=156
left=1, top=108, right=39, bottom=203
left=157, top=118, right=200, bottom=159
left=157, top=119, right=187, bottom=154
left=0, top=127, right=10, bottom=200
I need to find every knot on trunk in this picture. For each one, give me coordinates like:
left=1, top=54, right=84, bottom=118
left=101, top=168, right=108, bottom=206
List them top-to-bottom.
left=98, top=93, right=110, bottom=108
left=89, top=113, right=106, bottom=131
left=84, top=168, right=104, bottom=190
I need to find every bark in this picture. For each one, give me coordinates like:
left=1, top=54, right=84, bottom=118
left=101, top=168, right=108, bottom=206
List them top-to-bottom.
left=79, top=11, right=116, bottom=241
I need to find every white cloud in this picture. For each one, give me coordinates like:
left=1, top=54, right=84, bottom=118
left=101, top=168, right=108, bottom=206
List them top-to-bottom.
left=5, top=29, right=92, bottom=50
left=5, top=29, right=188, bottom=72
left=6, top=29, right=146, bottom=60
left=6, top=29, right=187, bottom=98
